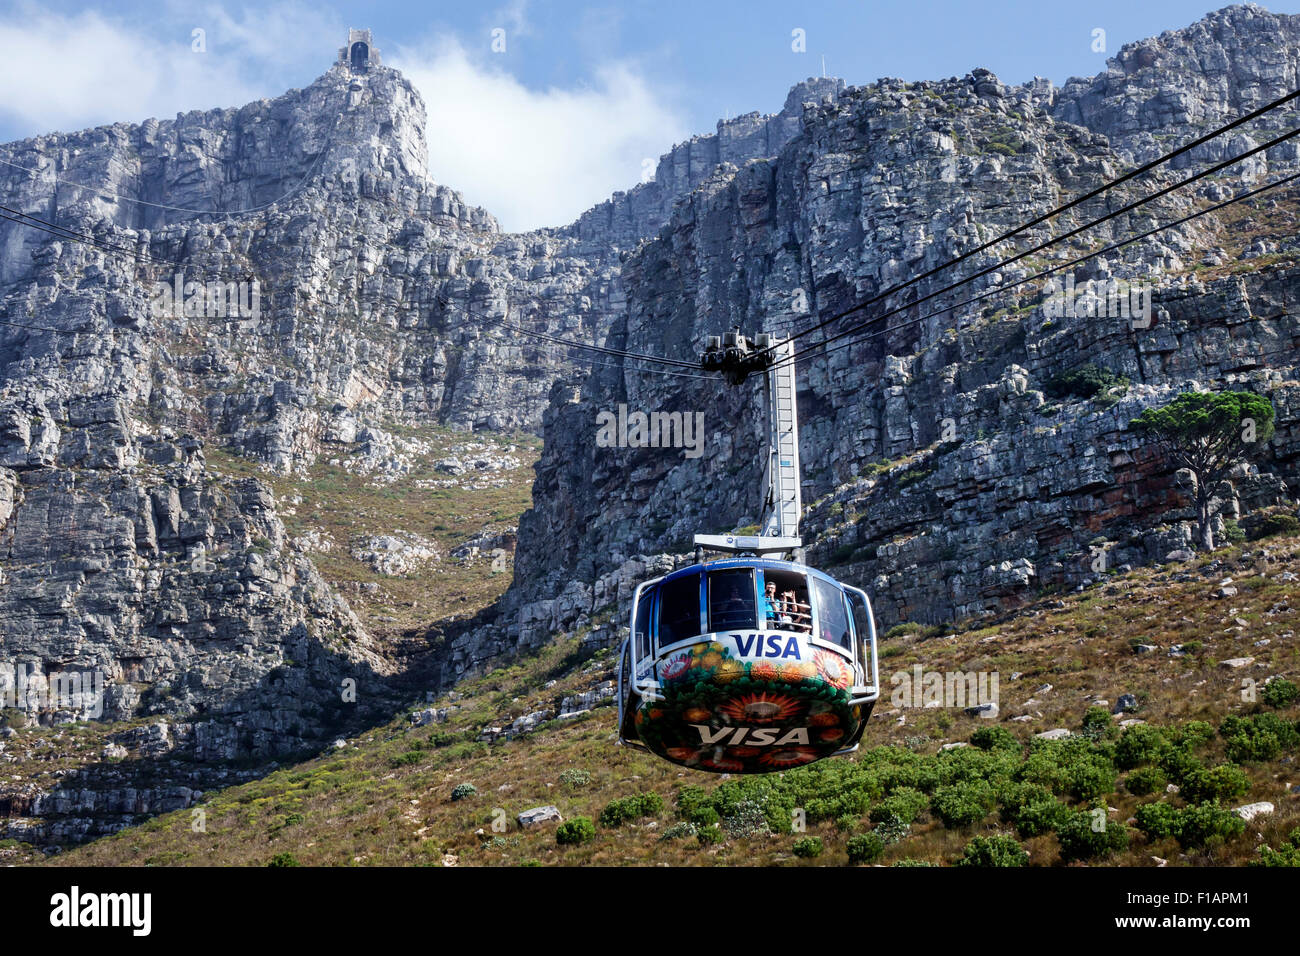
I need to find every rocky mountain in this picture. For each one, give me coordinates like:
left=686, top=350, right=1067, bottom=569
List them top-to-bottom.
left=464, top=3, right=1300, bottom=676
left=1, top=5, right=1299, bottom=843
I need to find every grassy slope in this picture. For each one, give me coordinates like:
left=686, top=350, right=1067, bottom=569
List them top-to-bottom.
left=34, top=533, right=1300, bottom=868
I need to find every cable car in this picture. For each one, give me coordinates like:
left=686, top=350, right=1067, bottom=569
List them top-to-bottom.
left=617, top=332, right=880, bottom=773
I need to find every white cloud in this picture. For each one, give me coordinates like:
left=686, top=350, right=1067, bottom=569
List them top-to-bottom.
left=0, top=2, right=337, bottom=135
left=0, top=4, right=687, bottom=233
left=391, top=37, right=687, bottom=232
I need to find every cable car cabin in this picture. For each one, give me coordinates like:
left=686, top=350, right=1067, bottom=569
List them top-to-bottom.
left=617, top=557, right=880, bottom=774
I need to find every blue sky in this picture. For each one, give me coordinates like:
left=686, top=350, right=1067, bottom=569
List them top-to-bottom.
left=1, top=1, right=1295, bottom=230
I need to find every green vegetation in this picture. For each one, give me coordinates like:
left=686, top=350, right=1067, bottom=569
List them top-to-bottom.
left=1045, top=363, right=1129, bottom=403
left=1130, top=391, right=1277, bottom=550
left=556, top=818, right=596, bottom=846
left=956, top=834, right=1029, bottom=867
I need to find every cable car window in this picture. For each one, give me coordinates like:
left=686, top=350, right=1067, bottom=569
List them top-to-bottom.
left=708, top=568, right=756, bottom=632
left=758, top=569, right=811, bottom=632
left=658, top=574, right=702, bottom=647
left=813, top=576, right=852, bottom=649
left=634, top=585, right=655, bottom=661
left=847, top=590, right=872, bottom=668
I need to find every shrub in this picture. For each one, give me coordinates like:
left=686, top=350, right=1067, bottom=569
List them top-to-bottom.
left=1045, top=363, right=1128, bottom=401
left=1250, top=513, right=1300, bottom=540
left=1263, top=678, right=1300, bottom=709
left=1080, top=706, right=1114, bottom=741
left=1221, top=712, right=1298, bottom=762
left=1168, top=720, right=1215, bottom=749
left=1115, top=725, right=1169, bottom=770
left=970, top=726, right=1019, bottom=752
left=1159, top=748, right=1203, bottom=786
left=390, top=750, right=424, bottom=768
left=1066, top=758, right=1117, bottom=801
left=1180, top=764, right=1250, bottom=804
left=1124, top=767, right=1167, bottom=797
left=559, top=768, right=591, bottom=788
left=931, top=780, right=997, bottom=828
left=450, top=783, right=477, bottom=802
left=675, top=785, right=709, bottom=819
left=869, top=788, right=929, bottom=826
left=599, top=791, right=664, bottom=828
left=1013, top=795, right=1071, bottom=838
left=721, top=800, right=771, bottom=839
left=1134, top=801, right=1180, bottom=840
left=1175, top=801, right=1246, bottom=850
left=687, top=805, right=720, bottom=829
left=1055, top=808, right=1129, bottom=861
left=834, top=813, right=859, bottom=832
left=556, top=817, right=596, bottom=846
left=658, top=822, right=698, bottom=842
left=696, top=826, right=722, bottom=846
left=1252, top=827, right=1300, bottom=867
left=846, top=832, right=885, bottom=864
left=956, top=834, right=1029, bottom=867
left=792, top=836, right=823, bottom=858
left=267, top=852, right=301, bottom=867
left=891, top=859, right=938, bottom=867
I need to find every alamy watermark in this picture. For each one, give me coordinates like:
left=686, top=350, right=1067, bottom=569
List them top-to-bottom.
left=150, top=273, right=261, bottom=320
left=1042, top=274, right=1151, bottom=329
left=596, top=404, right=705, bottom=459
left=890, top=665, right=1000, bottom=716
left=1, top=666, right=105, bottom=719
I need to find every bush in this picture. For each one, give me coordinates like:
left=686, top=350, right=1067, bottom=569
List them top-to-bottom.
left=1045, top=363, right=1128, bottom=401
left=1250, top=513, right=1300, bottom=540
left=1263, top=678, right=1300, bottom=709
left=1080, top=706, right=1114, bottom=741
left=1221, top=712, right=1299, bottom=762
left=1168, top=720, right=1215, bottom=749
left=1115, top=725, right=1169, bottom=770
left=970, top=726, right=1019, bottom=752
left=1066, top=758, right=1117, bottom=801
left=1180, top=764, right=1250, bottom=804
left=1124, top=767, right=1167, bottom=797
left=559, top=768, right=591, bottom=788
left=931, top=780, right=997, bottom=828
left=450, top=783, right=477, bottom=801
left=675, top=785, right=708, bottom=819
left=870, top=788, right=929, bottom=826
left=599, top=791, right=664, bottom=828
left=1013, top=795, right=1072, bottom=838
left=722, top=800, right=772, bottom=839
left=1134, top=801, right=1180, bottom=840
left=1175, top=801, right=1246, bottom=850
left=687, top=805, right=720, bottom=829
left=1055, top=808, right=1129, bottom=861
left=556, top=817, right=596, bottom=846
left=659, top=822, right=697, bottom=841
left=697, top=826, right=723, bottom=846
left=1252, top=827, right=1300, bottom=867
left=846, top=832, right=885, bottom=864
left=956, top=834, right=1029, bottom=867
left=792, top=836, right=823, bottom=858
left=267, top=852, right=301, bottom=867
left=891, top=859, right=938, bottom=867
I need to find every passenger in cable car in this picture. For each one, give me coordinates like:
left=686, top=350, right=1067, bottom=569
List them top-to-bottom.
left=762, top=580, right=790, bottom=627
left=784, top=590, right=811, bottom=633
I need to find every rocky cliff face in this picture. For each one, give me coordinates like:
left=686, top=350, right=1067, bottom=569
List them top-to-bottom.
left=3, top=4, right=1300, bottom=841
left=471, top=4, right=1300, bottom=679
left=0, top=44, right=829, bottom=789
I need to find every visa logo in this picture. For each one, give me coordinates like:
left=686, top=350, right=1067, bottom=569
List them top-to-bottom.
left=732, top=633, right=802, bottom=660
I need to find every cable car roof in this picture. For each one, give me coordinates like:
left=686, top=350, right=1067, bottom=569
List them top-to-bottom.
left=657, top=556, right=848, bottom=588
